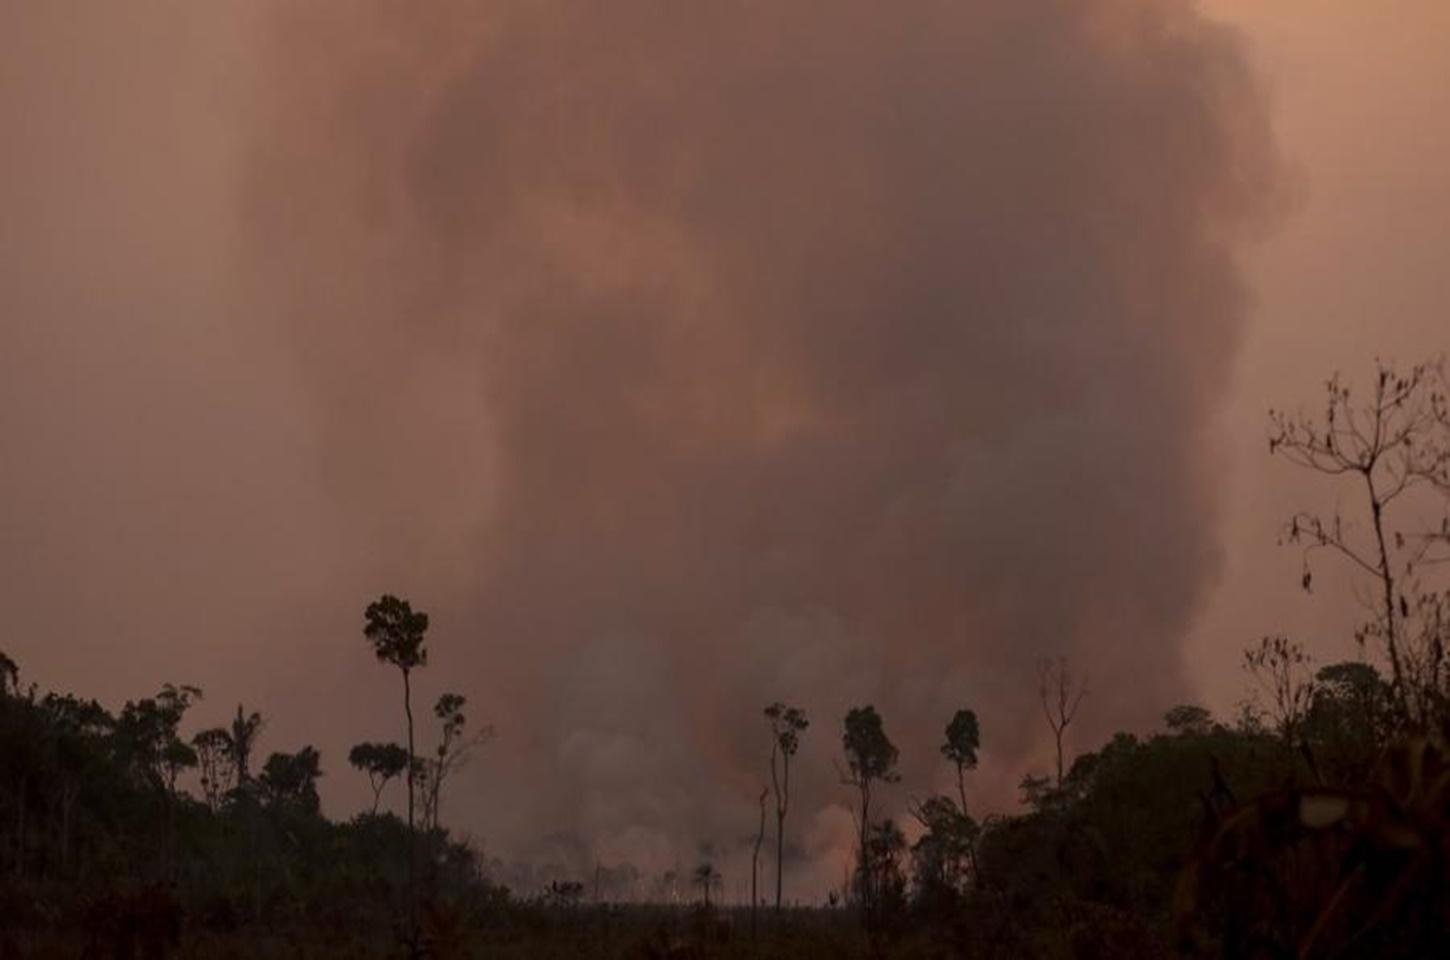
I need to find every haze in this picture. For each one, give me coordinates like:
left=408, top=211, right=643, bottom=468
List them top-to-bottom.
left=2, top=1, right=1445, bottom=896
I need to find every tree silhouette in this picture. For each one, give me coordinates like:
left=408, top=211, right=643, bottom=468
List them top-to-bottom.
left=1270, top=358, right=1450, bottom=726
left=363, top=593, right=429, bottom=926
left=1244, top=635, right=1316, bottom=748
left=0, top=650, right=17, bottom=697
left=1037, top=657, right=1086, bottom=786
left=112, top=683, right=201, bottom=879
left=114, top=683, right=201, bottom=796
left=421, top=692, right=492, bottom=830
left=764, top=701, right=808, bottom=911
left=225, top=704, right=264, bottom=793
left=1163, top=704, right=1214, bottom=736
left=840, top=705, right=899, bottom=909
left=940, top=708, right=979, bottom=818
left=192, top=727, right=234, bottom=812
left=349, top=742, right=410, bottom=815
left=259, top=746, right=322, bottom=814
left=751, top=785, right=767, bottom=937
left=909, top=795, right=976, bottom=911
left=693, top=861, right=721, bottom=908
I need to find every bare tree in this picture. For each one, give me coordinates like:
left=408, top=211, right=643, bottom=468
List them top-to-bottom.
left=1270, top=358, right=1450, bottom=726
left=1243, top=635, right=1317, bottom=748
left=1038, top=657, right=1086, bottom=786
left=422, top=692, right=494, bottom=830
left=764, top=701, right=808, bottom=911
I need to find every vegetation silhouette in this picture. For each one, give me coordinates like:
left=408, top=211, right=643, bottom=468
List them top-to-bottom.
left=0, top=357, right=1446, bottom=957
left=363, top=592, right=430, bottom=941
left=765, top=701, right=809, bottom=913
left=839, top=703, right=901, bottom=928
left=349, top=742, right=410, bottom=815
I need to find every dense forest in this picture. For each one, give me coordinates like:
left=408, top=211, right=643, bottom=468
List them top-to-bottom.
left=1, top=359, right=1447, bottom=958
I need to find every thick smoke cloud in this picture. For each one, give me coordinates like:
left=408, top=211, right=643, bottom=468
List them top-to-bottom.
left=1, top=1, right=1280, bottom=897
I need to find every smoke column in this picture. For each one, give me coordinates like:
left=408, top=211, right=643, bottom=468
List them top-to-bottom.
left=2, top=0, right=1281, bottom=895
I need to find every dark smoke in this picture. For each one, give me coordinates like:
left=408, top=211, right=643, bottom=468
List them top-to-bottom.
left=1, top=0, right=1281, bottom=895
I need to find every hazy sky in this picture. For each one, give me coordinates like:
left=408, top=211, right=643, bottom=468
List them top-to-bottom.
left=1190, top=0, right=1450, bottom=693
left=1, top=1, right=1446, bottom=896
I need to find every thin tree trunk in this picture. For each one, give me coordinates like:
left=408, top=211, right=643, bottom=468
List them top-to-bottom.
left=1368, top=487, right=1408, bottom=720
left=403, top=667, right=417, bottom=939
left=771, top=746, right=788, bottom=911
left=430, top=756, right=443, bottom=833
left=956, top=764, right=983, bottom=888
left=857, top=782, right=871, bottom=909
left=752, top=787, right=766, bottom=939
left=164, top=788, right=175, bottom=883
left=775, top=806, right=785, bottom=910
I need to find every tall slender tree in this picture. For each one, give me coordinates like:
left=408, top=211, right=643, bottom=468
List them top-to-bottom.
left=363, top=594, right=429, bottom=926
left=422, top=692, right=491, bottom=830
left=764, top=701, right=808, bottom=910
left=840, top=705, right=899, bottom=910
left=939, top=708, right=982, bottom=886
left=940, top=708, right=980, bottom=818
left=751, top=786, right=768, bottom=938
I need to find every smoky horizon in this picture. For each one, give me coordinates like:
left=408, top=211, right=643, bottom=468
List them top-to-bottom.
left=3, top=0, right=1447, bottom=904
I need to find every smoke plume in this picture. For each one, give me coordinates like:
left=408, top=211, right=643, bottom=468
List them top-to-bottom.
left=1, top=0, right=1281, bottom=896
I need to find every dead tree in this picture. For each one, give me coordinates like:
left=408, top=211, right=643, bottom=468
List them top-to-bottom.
left=1270, top=358, right=1450, bottom=727
left=1243, top=635, right=1317, bottom=748
left=1038, top=657, right=1086, bottom=786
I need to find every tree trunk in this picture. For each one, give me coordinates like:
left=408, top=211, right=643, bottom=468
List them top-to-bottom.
left=1368, top=488, right=1409, bottom=721
left=403, top=667, right=417, bottom=939
left=772, top=747, right=788, bottom=911
left=429, top=757, right=443, bottom=832
left=956, top=762, right=982, bottom=887
left=857, top=781, right=871, bottom=909
left=752, top=787, right=766, bottom=939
